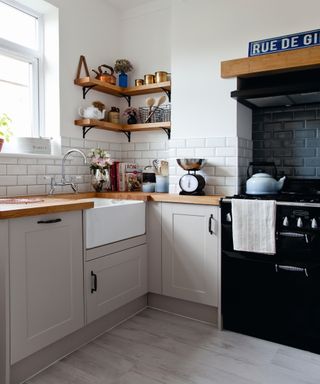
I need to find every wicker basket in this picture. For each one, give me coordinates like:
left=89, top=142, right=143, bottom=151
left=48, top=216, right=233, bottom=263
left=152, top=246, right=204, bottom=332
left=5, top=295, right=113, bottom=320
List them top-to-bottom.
left=139, top=104, right=171, bottom=123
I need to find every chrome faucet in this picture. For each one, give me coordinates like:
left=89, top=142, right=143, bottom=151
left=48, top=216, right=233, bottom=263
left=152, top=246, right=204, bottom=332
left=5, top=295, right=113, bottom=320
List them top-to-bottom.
left=49, top=148, right=87, bottom=194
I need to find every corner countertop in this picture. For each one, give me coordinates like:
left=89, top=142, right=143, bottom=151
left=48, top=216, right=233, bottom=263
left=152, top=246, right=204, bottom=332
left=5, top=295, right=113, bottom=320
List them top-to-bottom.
left=0, top=192, right=223, bottom=219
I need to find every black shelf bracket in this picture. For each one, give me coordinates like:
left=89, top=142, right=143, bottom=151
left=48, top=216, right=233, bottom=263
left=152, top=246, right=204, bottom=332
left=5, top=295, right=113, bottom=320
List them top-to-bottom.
left=82, top=85, right=96, bottom=99
left=161, top=88, right=171, bottom=102
left=121, top=95, right=131, bottom=106
left=82, top=126, right=94, bottom=138
left=161, top=127, right=171, bottom=140
left=123, top=131, right=131, bottom=142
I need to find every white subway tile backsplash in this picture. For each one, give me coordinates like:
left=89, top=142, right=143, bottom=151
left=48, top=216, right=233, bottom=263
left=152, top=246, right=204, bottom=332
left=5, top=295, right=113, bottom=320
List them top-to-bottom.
left=1, top=135, right=245, bottom=197
left=61, top=137, right=70, bottom=146
left=206, top=137, right=226, bottom=147
left=226, top=137, right=238, bottom=147
left=70, top=138, right=84, bottom=148
left=186, top=138, right=205, bottom=148
left=168, top=139, right=186, bottom=148
left=150, top=141, right=166, bottom=150
left=109, top=143, right=122, bottom=151
left=121, top=143, right=134, bottom=151
left=135, top=143, right=149, bottom=151
left=216, top=147, right=237, bottom=157
left=176, top=148, right=195, bottom=157
left=195, top=148, right=215, bottom=157
left=157, top=150, right=169, bottom=158
left=128, top=151, right=141, bottom=158
left=141, top=151, right=157, bottom=159
left=0, top=157, right=18, bottom=164
left=206, top=157, right=226, bottom=166
left=226, top=157, right=237, bottom=166
left=19, top=158, right=37, bottom=165
left=28, top=165, right=46, bottom=175
left=46, top=165, right=62, bottom=175
left=202, top=166, right=215, bottom=176
left=215, top=167, right=237, bottom=177
left=0, top=176, right=17, bottom=185
left=18, top=176, right=37, bottom=185
left=205, top=176, right=226, bottom=186
left=225, top=177, right=237, bottom=186
left=27, top=185, right=46, bottom=195
left=7, top=186, right=27, bottom=196
left=216, top=186, right=237, bottom=195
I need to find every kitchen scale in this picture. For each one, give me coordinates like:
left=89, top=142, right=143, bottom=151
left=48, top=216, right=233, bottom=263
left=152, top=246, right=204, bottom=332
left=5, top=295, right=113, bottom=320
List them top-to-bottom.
left=177, top=158, right=206, bottom=195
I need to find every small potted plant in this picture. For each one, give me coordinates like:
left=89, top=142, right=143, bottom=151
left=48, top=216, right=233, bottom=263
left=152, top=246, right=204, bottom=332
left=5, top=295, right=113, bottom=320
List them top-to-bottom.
left=114, top=59, right=133, bottom=88
left=123, top=107, right=139, bottom=124
left=0, top=113, right=13, bottom=152
left=88, top=148, right=113, bottom=192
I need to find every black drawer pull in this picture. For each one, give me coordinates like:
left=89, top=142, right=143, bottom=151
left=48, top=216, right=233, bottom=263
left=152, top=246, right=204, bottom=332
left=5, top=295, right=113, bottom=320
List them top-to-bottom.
left=37, top=218, right=62, bottom=224
left=91, top=271, right=97, bottom=293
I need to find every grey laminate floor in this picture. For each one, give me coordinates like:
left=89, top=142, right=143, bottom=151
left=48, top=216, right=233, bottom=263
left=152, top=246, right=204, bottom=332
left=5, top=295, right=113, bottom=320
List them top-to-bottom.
left=26, top=308, right=320, bottom=384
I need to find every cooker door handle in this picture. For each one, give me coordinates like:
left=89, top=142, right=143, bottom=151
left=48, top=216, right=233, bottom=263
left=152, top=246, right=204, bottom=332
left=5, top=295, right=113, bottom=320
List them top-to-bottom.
left=277, top=231, right=309, bottom=244
left=275, top=264, right=308, bottom=277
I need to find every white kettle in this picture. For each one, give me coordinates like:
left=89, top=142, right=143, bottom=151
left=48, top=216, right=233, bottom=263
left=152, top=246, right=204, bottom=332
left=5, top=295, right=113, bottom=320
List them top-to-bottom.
left=78, top=106, right=105, bottom=120
left=246, top=162, right=286, bottom=195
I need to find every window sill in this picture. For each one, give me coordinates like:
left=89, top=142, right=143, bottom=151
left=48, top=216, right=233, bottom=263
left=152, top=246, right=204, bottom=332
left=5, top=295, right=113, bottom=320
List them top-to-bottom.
left=0, top=152, right=63, bottom=159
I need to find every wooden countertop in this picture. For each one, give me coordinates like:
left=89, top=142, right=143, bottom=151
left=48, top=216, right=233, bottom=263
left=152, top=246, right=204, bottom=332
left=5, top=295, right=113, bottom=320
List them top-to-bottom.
left=0, top=192, right=223, bottom=219
left=95, top=192, right=223, bottom=205
left=0, top=197, right=94, bottom=219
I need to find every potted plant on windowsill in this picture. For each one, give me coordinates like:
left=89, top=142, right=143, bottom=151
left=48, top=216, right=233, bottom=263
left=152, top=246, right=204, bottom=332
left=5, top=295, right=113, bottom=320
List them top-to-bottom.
left=114, top=59, right=133, bottom=88
left=0, top=114, right=13, bottom=152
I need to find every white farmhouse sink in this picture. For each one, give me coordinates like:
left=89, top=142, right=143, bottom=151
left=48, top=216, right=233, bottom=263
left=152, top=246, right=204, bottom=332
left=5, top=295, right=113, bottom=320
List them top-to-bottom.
left=84, top=198, right=145, bottom=249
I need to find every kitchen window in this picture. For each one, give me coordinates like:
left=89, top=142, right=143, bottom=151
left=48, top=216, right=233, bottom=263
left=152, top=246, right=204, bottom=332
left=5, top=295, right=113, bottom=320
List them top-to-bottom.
left=0, top=0, right=43, bottom=138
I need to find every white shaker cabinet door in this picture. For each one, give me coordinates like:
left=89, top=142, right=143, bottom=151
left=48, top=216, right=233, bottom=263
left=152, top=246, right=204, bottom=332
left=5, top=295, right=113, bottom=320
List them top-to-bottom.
left=162, top=203, right=219, bottom=306
left=9, top=211, right=84, bottom=364
left=85, top=244, right=147, bottom=324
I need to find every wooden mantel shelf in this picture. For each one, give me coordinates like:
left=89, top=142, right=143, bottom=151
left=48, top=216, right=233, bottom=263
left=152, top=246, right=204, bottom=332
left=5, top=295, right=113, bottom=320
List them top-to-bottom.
left=221, top=45, right=320, bottom=78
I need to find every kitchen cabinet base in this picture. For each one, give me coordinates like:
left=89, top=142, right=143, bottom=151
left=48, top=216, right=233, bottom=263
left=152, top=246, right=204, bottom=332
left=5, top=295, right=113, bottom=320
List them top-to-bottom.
left=148, top=293, right=218, bottom=325
left=10, top=295, right=147, bottom=384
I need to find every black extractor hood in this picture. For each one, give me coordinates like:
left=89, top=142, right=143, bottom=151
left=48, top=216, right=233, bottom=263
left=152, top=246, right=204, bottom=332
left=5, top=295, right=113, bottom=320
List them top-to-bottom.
left=220, top=46, right=320, bottom=109
left=232, top=67, right=320, bottom=108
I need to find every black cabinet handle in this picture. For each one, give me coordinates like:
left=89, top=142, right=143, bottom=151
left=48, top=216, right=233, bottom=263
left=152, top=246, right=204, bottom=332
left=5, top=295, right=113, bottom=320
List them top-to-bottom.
left=209, top=214, right=214, bottom=235
left=37, top=218, right=62, bottom=224
left=91, top=271, right=97, bottom=293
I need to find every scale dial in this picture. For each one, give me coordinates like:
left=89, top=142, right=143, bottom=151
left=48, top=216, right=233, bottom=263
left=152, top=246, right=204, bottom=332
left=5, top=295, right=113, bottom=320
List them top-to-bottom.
left=179, top=174, right=205, bottom=193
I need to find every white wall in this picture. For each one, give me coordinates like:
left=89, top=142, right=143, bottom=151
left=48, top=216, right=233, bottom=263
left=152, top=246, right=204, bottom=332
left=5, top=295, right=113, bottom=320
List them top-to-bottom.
left=45, top=0, right=123, bottom=142
left=171, top=0, right=320, bottom=139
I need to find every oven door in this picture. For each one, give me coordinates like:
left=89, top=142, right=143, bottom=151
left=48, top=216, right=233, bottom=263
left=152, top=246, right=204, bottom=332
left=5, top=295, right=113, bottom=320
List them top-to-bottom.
left=222, top=250, right=320, bottom=354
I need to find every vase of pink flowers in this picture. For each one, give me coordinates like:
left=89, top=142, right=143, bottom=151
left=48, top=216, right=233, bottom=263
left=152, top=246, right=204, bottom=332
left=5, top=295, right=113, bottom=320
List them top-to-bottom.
left=123, top=107, right=139, bottom=124
left=88, top=148, right=113, bottom=192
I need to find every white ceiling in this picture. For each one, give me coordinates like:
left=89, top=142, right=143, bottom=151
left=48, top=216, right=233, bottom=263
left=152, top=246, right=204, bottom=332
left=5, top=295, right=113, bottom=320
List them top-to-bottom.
left=105, top=0, right=152, bottom=11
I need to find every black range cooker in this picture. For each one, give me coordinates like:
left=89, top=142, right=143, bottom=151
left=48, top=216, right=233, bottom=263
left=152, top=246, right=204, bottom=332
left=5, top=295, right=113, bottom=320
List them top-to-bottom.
left=221, top=178, right=320, bottom=354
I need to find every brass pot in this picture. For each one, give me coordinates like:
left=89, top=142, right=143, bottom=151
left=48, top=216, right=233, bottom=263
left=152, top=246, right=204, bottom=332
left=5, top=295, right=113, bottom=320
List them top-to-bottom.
left=155, top=71, right=168, bottom=83
left=144, top=74, right=155, bottom=84
left=135, top=79, right=144, bottom=86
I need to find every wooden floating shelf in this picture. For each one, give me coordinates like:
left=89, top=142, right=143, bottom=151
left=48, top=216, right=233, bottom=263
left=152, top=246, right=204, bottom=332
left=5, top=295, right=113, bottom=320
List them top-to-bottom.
left=221, top=45, right=320, bottom=78
left=74, top=77, right=171, bottom=97
left=74, top=119, right=171, bottom=141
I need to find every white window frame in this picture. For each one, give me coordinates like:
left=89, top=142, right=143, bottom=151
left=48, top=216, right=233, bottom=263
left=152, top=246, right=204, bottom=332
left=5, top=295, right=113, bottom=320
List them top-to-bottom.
left=0, top=0, right=44, bottom=137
